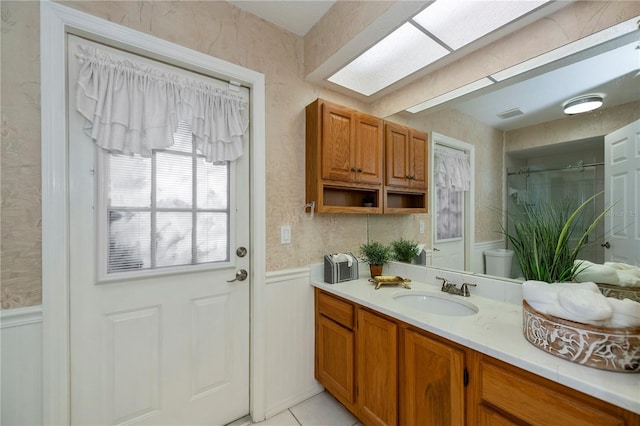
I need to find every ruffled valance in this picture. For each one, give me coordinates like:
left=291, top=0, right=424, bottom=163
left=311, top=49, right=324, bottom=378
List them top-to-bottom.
left=75, top=45, right=249, bottom=163
left=434, top=148, right=471, bottom=191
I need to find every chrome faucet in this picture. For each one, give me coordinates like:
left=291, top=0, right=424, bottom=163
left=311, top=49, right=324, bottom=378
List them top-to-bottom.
left=436, top=276, right=476, bottom=297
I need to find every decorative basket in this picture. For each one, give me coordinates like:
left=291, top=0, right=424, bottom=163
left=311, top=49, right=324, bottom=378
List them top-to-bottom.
left=596, top=283, right=640, bottom=303
left=522, top=300, right=640, bottom=373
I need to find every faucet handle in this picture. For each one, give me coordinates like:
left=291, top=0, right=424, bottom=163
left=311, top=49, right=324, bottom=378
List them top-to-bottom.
left=436, top=276, right=449, bottom=290
left=461, top=283, right=477, bottom=297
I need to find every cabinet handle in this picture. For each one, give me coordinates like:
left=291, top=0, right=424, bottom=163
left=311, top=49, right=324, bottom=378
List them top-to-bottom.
left=351, top=167, right=356, bottom=172
left=357, top=168, right=363, bottom=173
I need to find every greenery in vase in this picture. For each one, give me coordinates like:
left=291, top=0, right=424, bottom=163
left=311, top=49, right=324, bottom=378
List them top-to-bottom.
left=501, top=192, right=610, bottom=283
left=390, top=238, right=421, bottom=262
left=359, top=241, right=392, bottom=266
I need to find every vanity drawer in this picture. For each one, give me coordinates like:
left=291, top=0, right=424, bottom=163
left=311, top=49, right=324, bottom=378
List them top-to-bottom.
left=317, top=290, right=355, bottom=329
left=477, top=356, right=627, bottom=426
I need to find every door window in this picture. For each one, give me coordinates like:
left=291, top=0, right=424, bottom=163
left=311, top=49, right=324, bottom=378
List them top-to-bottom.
left=100, top=121, right=232, bottom=279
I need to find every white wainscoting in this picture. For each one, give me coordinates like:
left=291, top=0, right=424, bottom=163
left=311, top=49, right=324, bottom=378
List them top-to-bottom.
left=472, top=240, right=507, bottom=275
left=265, top=267, right=323, bottom=418
left=1, top=305, right=43, bottom=426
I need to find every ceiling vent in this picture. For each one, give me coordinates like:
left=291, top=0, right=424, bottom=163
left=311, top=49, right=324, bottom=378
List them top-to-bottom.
left=497, top=108, right=525, bottom=119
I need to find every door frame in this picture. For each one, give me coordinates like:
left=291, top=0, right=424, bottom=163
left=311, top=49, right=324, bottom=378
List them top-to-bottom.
left=40, top=2, right=267, bottom=424
left=430, top=133, right=475, bottom=272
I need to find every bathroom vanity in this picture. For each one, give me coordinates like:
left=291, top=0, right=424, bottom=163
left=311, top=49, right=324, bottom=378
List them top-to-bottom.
left=312, top=270, right=640, bottom=425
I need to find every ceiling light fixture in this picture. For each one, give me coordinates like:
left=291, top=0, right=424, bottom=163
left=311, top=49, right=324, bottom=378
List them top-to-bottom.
left=563, top=95, right=604, bottom=115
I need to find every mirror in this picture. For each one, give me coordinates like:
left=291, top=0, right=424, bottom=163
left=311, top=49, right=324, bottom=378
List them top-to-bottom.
left=370, top=32, right=640, bottom=283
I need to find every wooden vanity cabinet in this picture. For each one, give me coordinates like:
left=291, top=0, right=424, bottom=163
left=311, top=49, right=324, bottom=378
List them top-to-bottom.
left=306, top=99, right=383, bottom=214
left=384, top=122, right=429, bottom=213
left=315, top=288, right=357, bottom=412
left=357, top=309, right=398, bottom=426
left=401, top=327, right=466, bottom=426
left=467, top=352, right=640, bottom=426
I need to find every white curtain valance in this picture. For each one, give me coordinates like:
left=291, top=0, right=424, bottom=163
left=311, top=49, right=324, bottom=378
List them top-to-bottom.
left=75, top=45, right=249, bottom=163
left=434, top=148, right=471, bottom=192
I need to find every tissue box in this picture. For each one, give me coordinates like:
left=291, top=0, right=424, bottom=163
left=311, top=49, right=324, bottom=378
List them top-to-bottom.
left=324, top=253, right=359, bottom=284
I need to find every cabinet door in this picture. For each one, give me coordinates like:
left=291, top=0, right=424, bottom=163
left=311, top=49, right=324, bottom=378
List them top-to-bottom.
left=321, top=102, right=355, bottom=182
left=355, top=113, right=383, bottom=184
left=385, top=123, right=410, bottom=187
left=409, top=130, right=428, bottom=189
left=357, top=309, right=398, bottom=426
left=317, top=315, right=356, bottom=410
left=402, top=329, right=465, bottom=426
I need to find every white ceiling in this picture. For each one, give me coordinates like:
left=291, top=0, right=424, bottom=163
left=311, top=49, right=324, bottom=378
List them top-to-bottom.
left=227, top=1, right=640, bottom=131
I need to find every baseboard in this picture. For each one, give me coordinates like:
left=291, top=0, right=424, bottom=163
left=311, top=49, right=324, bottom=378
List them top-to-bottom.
left=265, top=383, right=324, bottom=419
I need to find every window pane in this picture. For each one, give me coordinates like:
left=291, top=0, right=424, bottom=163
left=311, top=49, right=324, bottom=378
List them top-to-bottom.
left=156, top=152, right=193, bottom=208
left=109, top=155, right=151, bottom=208
left=197, top=159, right=228, bottom=209
left=108, top=210, right=151, bottom=272
left=156, top=212, right=193, bottom=267
left=197, top=212, right=228, bottom=263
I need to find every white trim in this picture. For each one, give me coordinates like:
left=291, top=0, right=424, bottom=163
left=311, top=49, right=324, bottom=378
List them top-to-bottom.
left=40, top=2, right=267, bottom=424
left=430, top=132, right=475, bottom=271
left=474, top=239, right=505, bottom=250
left=265, top=267, right=311, bottom=284
left=0, top=305, right=43, bottom=328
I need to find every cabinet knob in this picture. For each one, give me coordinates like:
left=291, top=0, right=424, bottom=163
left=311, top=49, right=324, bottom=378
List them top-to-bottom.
left=351, top=167, right=356, bottom=172
left=357, top=168, right=363, bottom=173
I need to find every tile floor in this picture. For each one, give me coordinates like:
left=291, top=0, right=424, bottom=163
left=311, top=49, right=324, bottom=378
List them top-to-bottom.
left=252, top=391, right=361, bottom=426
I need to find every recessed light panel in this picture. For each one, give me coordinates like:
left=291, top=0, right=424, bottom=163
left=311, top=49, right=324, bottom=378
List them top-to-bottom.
left=413, top=0, right=547, bottom=50
left=328, top=22, right=450, bottom=96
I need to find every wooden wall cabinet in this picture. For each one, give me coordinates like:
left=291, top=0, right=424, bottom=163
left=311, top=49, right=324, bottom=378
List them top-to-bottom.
left=306, top=99, right=383, bottom=214
left=384, top=122, right=429, bottom=213
left=314, top=288, right=640, bottom=426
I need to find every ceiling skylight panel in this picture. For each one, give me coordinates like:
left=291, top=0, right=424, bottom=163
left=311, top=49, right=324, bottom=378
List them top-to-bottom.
left=413, top=0, right=548, bottom=50
left=328, top=22, right=450, bottom=96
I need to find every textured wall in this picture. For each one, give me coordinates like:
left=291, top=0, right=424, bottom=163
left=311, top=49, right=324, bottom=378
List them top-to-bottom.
left=506, top=101, right=640, bottom=152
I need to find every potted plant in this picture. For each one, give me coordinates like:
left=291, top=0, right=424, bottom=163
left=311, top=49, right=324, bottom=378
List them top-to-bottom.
left=501, top=192, right=610, bottom=283
left=390, top=238, right=421, bottom=263
left=359, top=241, right=392, bottom=277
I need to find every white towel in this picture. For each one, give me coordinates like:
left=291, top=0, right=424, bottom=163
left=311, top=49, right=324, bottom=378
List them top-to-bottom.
left=574, top=263, right=620, bottom=285
left=616, top=271, right=640, bottom=287
left=522, top=280, right=599, bottom=313
left=557, top=288, right=613, bottom=321
left=606, top=297, right=640, bottom=328
left=546, top=301, right=609, bottom=326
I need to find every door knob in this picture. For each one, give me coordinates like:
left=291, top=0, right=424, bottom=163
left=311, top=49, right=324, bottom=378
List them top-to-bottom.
left=601, top=242, right=611, bottom=249
left=227, top=269, right=248, bottom=282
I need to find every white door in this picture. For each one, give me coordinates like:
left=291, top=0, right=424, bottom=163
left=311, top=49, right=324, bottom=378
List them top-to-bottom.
left=67, top=35, right=250, bottom=425
left=604, top=120, right=640, bottom=265
left=431, top=137, right=474, bottom=272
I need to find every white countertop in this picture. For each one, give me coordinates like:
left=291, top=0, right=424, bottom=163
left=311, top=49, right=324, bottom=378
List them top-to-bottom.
left=311, top=267, right=640, bottom=415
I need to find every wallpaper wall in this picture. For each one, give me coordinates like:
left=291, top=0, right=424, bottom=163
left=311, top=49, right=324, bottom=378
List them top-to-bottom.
left=1, top=1, right=637, bottom=309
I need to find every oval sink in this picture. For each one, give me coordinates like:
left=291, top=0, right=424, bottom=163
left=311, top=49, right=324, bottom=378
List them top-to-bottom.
left=393, top=291, right=478, bottom=317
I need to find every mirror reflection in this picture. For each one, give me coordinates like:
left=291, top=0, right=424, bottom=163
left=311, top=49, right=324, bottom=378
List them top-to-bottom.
left=370, top=34, right=640, bottom=284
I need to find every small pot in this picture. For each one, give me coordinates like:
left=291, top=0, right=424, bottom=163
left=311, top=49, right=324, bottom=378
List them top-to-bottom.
left=369, top=264, right=383, bottom=277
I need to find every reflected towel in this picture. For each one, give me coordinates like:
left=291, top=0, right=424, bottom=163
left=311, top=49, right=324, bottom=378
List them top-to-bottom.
left=574, top=262, right=620, bottom=285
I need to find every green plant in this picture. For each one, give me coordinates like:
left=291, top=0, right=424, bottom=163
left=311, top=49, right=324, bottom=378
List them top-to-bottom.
left=501, top=192, right=611, bottom=283
left=390, top=238, right=420, bottom=262
left=359, top=241, right=392, bottom=266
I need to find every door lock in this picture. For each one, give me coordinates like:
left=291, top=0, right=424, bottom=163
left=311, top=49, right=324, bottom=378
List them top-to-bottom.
left=601, top=242, right=611, bottom=249
left=236, top=247, right=248, bottom=257
left=227, top=269, right=248, bottom=282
